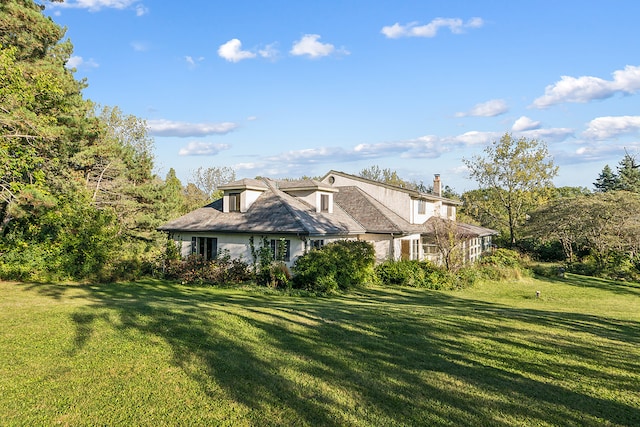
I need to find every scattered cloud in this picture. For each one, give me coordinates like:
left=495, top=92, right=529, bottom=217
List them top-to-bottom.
left=51, top=0, right=146, bottom=13
left=381, top=17, right=484, bottom=39
left=290, top=34, right=349, bottom=58
left=218, top=39, right=256, bottom=62
left=130, top=41, right=150, bottom=52
left=258, top=43, right=280, bottom=60
left=65, top=55, right=99, bottom=70
left=185, top=55, right=205, bottom=68
left=532, top=65, right=640, bottom=108
left=455, top=99, right=508, bottom=118
left=582, top=115, right=640, bottom=140
left=512, top=116, right=541, bottom=132
left=147, top=119, right=238, bottom=137
left=179, top=142, right=231, bottom=156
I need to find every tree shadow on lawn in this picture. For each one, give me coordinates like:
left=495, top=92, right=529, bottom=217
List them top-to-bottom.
left=554, top=273, right=640, bottom=297
left=22, top=280, right=640, bottom=426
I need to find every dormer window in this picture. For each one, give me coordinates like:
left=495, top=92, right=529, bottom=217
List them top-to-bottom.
left=229, top=192, right=241, bottom=212
left=320, top=194, right=330, bottom=212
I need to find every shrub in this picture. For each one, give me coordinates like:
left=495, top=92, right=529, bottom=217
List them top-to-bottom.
left=292, top=240, right=376, bottom=292
left=164, top=252, right=251, bottom=285
left=375, top=259, right=477, bottom=290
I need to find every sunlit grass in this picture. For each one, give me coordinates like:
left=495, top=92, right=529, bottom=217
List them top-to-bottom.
left=1, top=275, right=638, bottom=426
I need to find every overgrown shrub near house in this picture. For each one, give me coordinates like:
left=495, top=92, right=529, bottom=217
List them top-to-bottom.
left=292, top=240, right=377, bottom=293
left=477, top=248, right=530, bottom=281
left=164, top=251, right=251, bottom=285
left=375, top=259, right=477, bottom=290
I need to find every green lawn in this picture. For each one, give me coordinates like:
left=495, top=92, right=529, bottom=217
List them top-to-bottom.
left=1, top=274, right=639, bottom=426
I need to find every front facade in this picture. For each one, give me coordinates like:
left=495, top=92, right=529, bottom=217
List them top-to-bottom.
left=158, top=171, right=496, bottom=267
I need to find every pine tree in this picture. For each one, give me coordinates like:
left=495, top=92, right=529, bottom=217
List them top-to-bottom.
left=616, top=154, right=640, bottom=193
left=593, top=164, right=618, bottom=192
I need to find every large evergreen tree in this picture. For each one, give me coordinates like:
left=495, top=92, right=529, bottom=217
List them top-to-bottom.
left=0, top=0, right=166, bottom=280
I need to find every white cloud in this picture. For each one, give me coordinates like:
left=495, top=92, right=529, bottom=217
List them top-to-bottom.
left=51, top=0, right=145, bottom=13
left=381, top=17, right=484, bottom=39
left=290, top=34, right=348, bottom=58
left=218, top=39, right=256, bottom=63
left=258, top=43, right=279, bottom=60
left=65, top=55, right=99, bottom=69
left=185, top=55, right=204, bottom=68
left=532, top=65, right=640, bottom=108
left=455, top=99, right=508, bottom=118
left=583, top=115, right=640, bottom=140
left=512, top=116, right=541, bottom=132
left=147, top=119, right=238, bottom=137
left=178, top=142, right=230, bottom=156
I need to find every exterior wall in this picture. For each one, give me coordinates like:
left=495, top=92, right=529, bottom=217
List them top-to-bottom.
left=324, top=173, right=413, bottom=222
left=222, top=189, right=264, bottom=212
left=285, top=189, right=334, bottom=213
left=172, top=232, right=307, bottom=268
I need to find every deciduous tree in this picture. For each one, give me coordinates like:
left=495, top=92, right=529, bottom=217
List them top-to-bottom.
left=463, top=133, right=558, bottom=247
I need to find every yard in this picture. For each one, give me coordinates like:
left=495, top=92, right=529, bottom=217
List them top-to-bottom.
left=1, top=274, right=639, bottom=426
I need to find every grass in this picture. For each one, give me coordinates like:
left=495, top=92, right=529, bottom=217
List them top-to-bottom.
left=1, top=274, right=639, bottom=426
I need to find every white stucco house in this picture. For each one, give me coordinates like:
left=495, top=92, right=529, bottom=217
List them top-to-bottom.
left=158, top=170, right=496, bottom=267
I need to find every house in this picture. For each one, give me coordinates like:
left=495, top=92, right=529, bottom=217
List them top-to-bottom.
left=158, top=170, right=496, bottom=267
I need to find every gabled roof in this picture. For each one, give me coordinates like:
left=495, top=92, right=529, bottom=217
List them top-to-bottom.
left=322, top=170, right=462, bottom=205
left=158, top=180, right=365, bottom=236
left=333, top=186, right=423, bottom=235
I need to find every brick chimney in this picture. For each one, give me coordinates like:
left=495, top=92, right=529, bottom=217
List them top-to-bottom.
left=433, top=174, right=441, bottom=196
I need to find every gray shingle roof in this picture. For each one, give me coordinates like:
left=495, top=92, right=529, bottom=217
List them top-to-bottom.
left=158, top=180, right=365, bottom=236
left=333, top=186, right=423, bottom=235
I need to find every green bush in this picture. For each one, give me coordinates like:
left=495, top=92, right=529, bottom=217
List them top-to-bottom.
left=292, top=240, right=376, bottom=292
left=164, top=252, right=251, bottom=285
left=375, top=259, right=477, bottom=290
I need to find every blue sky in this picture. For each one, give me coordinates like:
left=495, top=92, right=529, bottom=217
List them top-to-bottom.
left=46, top=0, right=640, bottom=192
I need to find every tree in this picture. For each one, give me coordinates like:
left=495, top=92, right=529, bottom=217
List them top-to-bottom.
left=0, top=0, right=163, bottom=280
left=463, top=133, right=558, bottom=247
left=616, top=153, right=640, bottom=193
left=593, top=164, right=618, bottom=193
left=359, top=165, right=409, bottom=188
left=191, top=166, right=235, bottom=200
left=526, top=191, right=640, bottom=271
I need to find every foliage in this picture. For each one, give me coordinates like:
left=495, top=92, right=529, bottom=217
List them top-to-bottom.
left=0, top=1, right=187, bottom=281
left=463, top=133, right=558, bottom=247
left=593, top=153, right=640, bottom=193
left=358, top=165, right=409, bottom=188
left=191, top=166, right=236, bottom=201
left=525, top=191, right=640, bottom=279
left=292, top=240, right=377, bottom=292
left=477, top=248, right=530, bottom=281
left=164, top=251, right=251, bottom=285
left=374, top=259, right=475, bottom=290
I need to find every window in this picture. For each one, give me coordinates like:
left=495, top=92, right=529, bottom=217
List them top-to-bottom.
left=229, top=192, right=241, bottom=212
left=320, top=194, right=329, bottom=212
left=418, top=200, right=426, bottom=215
left=446, top=205, right=454, bottom=218
left=191, top=237, right=217, bottom=260
left=422, top=238, right=439, bottom=255
left=270, top=239, right=291, bottom=262
left=310, top=239, right=324, bottom=250
left=412, top=239, right=420, bottom=260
